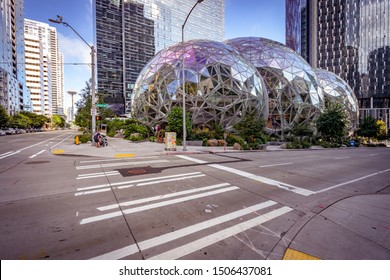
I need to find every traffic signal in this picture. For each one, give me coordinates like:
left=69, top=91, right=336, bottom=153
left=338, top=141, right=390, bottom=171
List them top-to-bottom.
left=96, top=115, right=102, bottom=121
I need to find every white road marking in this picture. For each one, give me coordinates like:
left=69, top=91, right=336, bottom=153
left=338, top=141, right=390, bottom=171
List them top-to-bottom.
left=0, top=134, right=71, bottom=160
left=29, top=149, right=46, bottom=159
left=0, top=150, right=20, bottom=159
left=369, top=154, right=379, bottom=157
left=176, top=155, right=208, bottom=164
left=79, top=156, right=159, bottom=164
left=333, top=156, right=350, bottom=160
left=76, top=159, right=169, bottom=170
left=259, top=162, right=293, bottom=168
left=209, top=164, right=315, bottom=196
left=315, top=168, right=390, bottom=194
left=77, top=171, right=120, bottom=179
left=75, top=172, right=203, bottom=192
left=75, top=172, right=206, bottom=196
left=136, top=174, right=205, bottom=186
left=97, top=183, right=231, bottom=211
left=80, top=185, right=239, bottom=224
left=91, top=200, right=278, bottom=259
left=149, top=206, right=293, bottom=260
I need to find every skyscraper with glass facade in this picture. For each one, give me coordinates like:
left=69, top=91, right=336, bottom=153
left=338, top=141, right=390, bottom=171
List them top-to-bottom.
left=0, top=0, right=30, bottom=115
left=94, top=0, right=224, bottom=115
left=286, top=0, right=390, bottom=113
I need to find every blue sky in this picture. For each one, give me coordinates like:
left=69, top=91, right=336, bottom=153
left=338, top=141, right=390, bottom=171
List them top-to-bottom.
left=24, top=0, right=285, bottom=108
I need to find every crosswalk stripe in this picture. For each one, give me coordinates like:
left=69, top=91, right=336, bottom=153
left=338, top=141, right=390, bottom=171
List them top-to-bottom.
left=76, top=159, right=169, bottom=170
left=77, top=171, right=120, bottom=179
left=76, top=172, right=203, bottom=192
left=97, top=183, right=231, bottom=211
left=80, top=185, right=239, bottom=225
left=91, top=200, right=278, bottom=259
left=149, top=206, right=293, bottom=260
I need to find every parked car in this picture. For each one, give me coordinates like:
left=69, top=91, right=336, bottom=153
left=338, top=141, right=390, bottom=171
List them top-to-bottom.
left=5, top=128, right=16, bottom=135
left=0, top=130, right=6, bottom=136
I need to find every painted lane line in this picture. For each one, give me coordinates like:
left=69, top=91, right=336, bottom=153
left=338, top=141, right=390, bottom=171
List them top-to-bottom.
left=50, top=134, right=74, bottom=149
left=29, top=149, right=46, bottom=159
left=0, top=150, right=20, bottom=159
left=0, top=151, right=14, bottom=157
left=369, top=154, right=379, bottom=157
left=176, top=155, right=208, bottom=164
left=79, top=156, right=159, bottom=164
left=333, top=156, right=350, bottom=160
left=76, top=159, right=169, bottom=170
left=259, top=162, right=293, bottom=168
left=209, top=164, right=315, bottom=196
left=315, top=168, right=390, bottom=194
left=77, top=171, right=120, bottom=180
left=78, top=171, right=119, bottom=177
left=76, top=172, right=203, bottom=192
left=75, top=173, right=206, bottom=196
left=136, top=174, right=205, bottom=186
left=97, top=183, right=231, bottom=211
left=80, top=186, right=239, bottom=225
left=75, top=188, right=112, bottom=196
left=91, top=200, right=278, bottom=259
left=149, top=206, right=293, bottom=260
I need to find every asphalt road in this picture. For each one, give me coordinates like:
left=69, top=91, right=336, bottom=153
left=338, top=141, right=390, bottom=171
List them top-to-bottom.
left=0, top=130, right=389, bottom=260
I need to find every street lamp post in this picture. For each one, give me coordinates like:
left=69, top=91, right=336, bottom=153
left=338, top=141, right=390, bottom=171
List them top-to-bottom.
left=181, top=0, right=204, bottom=151
left=49, top=15, right=96, bottom=143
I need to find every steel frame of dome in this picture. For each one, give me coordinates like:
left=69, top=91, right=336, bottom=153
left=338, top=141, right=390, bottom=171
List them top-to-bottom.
left=225, top=37, right=324, bottom=135
left=131, top=39, right=268, bottom=130
left=314, top=68, right=359, bottom=134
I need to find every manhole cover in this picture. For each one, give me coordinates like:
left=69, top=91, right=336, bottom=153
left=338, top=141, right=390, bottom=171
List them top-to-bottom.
left=25, top=161, right=50, bottom=164
left=127, top=169, right=148, bottom=175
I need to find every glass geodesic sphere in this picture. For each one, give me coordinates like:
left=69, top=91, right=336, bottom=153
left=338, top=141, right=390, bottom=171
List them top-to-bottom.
left=225, top=37, right=324, bottom=134
left=131, top=39, right=268, bottom=130
left=314, top=68, right=359, bottom=134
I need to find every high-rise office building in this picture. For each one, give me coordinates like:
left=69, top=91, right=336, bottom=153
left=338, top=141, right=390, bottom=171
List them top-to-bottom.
left=0, top=0, right=30, bottom=115
left=94, top=0, right=225, bottom=115
left=286, top=0, right=390, bottom=112
left=24, top=19, right=64, bottom=117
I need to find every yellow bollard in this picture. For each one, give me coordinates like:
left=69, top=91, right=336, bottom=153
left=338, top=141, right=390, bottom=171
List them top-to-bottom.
left=75, top=136, right=80, bottom=145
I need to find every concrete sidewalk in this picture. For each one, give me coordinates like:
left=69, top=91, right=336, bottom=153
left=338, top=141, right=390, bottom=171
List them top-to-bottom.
left=51, top=135, right=390, bottom=260
left=51, top=135, right=271, bottom=158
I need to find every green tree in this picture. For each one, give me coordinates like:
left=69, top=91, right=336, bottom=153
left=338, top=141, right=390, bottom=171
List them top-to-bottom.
left=74, top=80, right=92, bottom=131
left=316, top=104, right=346, bottom=143
left=0, top=106, right=10, bottom=128
left=166, top=106, right=192, bottom=139
left=20, top=111, right=48, bottom=128
left=233, top=112, right=267, bottom=148
left=9, top=113, right=32, bottom=128
left=52, top=114, right=65, bottom=128
left=357, top=116, right=379, bottom=140
left=376, top=119, right=387, bottom=140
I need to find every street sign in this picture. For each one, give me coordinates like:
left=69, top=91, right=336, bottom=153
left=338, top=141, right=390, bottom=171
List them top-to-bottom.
left=96, top=103, right=109, bottom=108
left=91, top=108, right=97, bottom=115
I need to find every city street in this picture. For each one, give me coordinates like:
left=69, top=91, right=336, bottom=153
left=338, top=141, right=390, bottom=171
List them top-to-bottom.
left=0, top=130, right=389, bottom=260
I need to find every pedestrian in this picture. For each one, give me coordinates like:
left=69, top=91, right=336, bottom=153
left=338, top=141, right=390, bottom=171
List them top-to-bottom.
left=94, top=130, right=102, bottom=148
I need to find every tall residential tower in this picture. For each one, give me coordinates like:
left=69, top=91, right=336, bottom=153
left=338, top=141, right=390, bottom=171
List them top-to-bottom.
left=94, top=0, right=225, bottom=115
left=24, top=19, right=64, bottom=117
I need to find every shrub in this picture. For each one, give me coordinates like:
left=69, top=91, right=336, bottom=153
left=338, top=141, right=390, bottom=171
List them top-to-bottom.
left=76, top=133, right=92, bottom=143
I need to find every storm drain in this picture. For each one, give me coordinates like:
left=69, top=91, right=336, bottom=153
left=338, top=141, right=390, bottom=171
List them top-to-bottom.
left=116, top=166, right=164, bottom=177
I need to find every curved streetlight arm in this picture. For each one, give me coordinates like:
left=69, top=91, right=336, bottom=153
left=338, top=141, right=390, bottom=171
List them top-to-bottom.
left=49, top=15, right=97, bottom=143
left=49, top=17, right=91, bottom=48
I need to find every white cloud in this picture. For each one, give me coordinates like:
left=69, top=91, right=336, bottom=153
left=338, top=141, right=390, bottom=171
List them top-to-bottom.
left=58, top=32, right=91, bottom=64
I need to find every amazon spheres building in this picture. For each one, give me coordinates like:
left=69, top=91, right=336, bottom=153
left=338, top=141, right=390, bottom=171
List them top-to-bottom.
left=131, top=37, right=359, bottom=136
